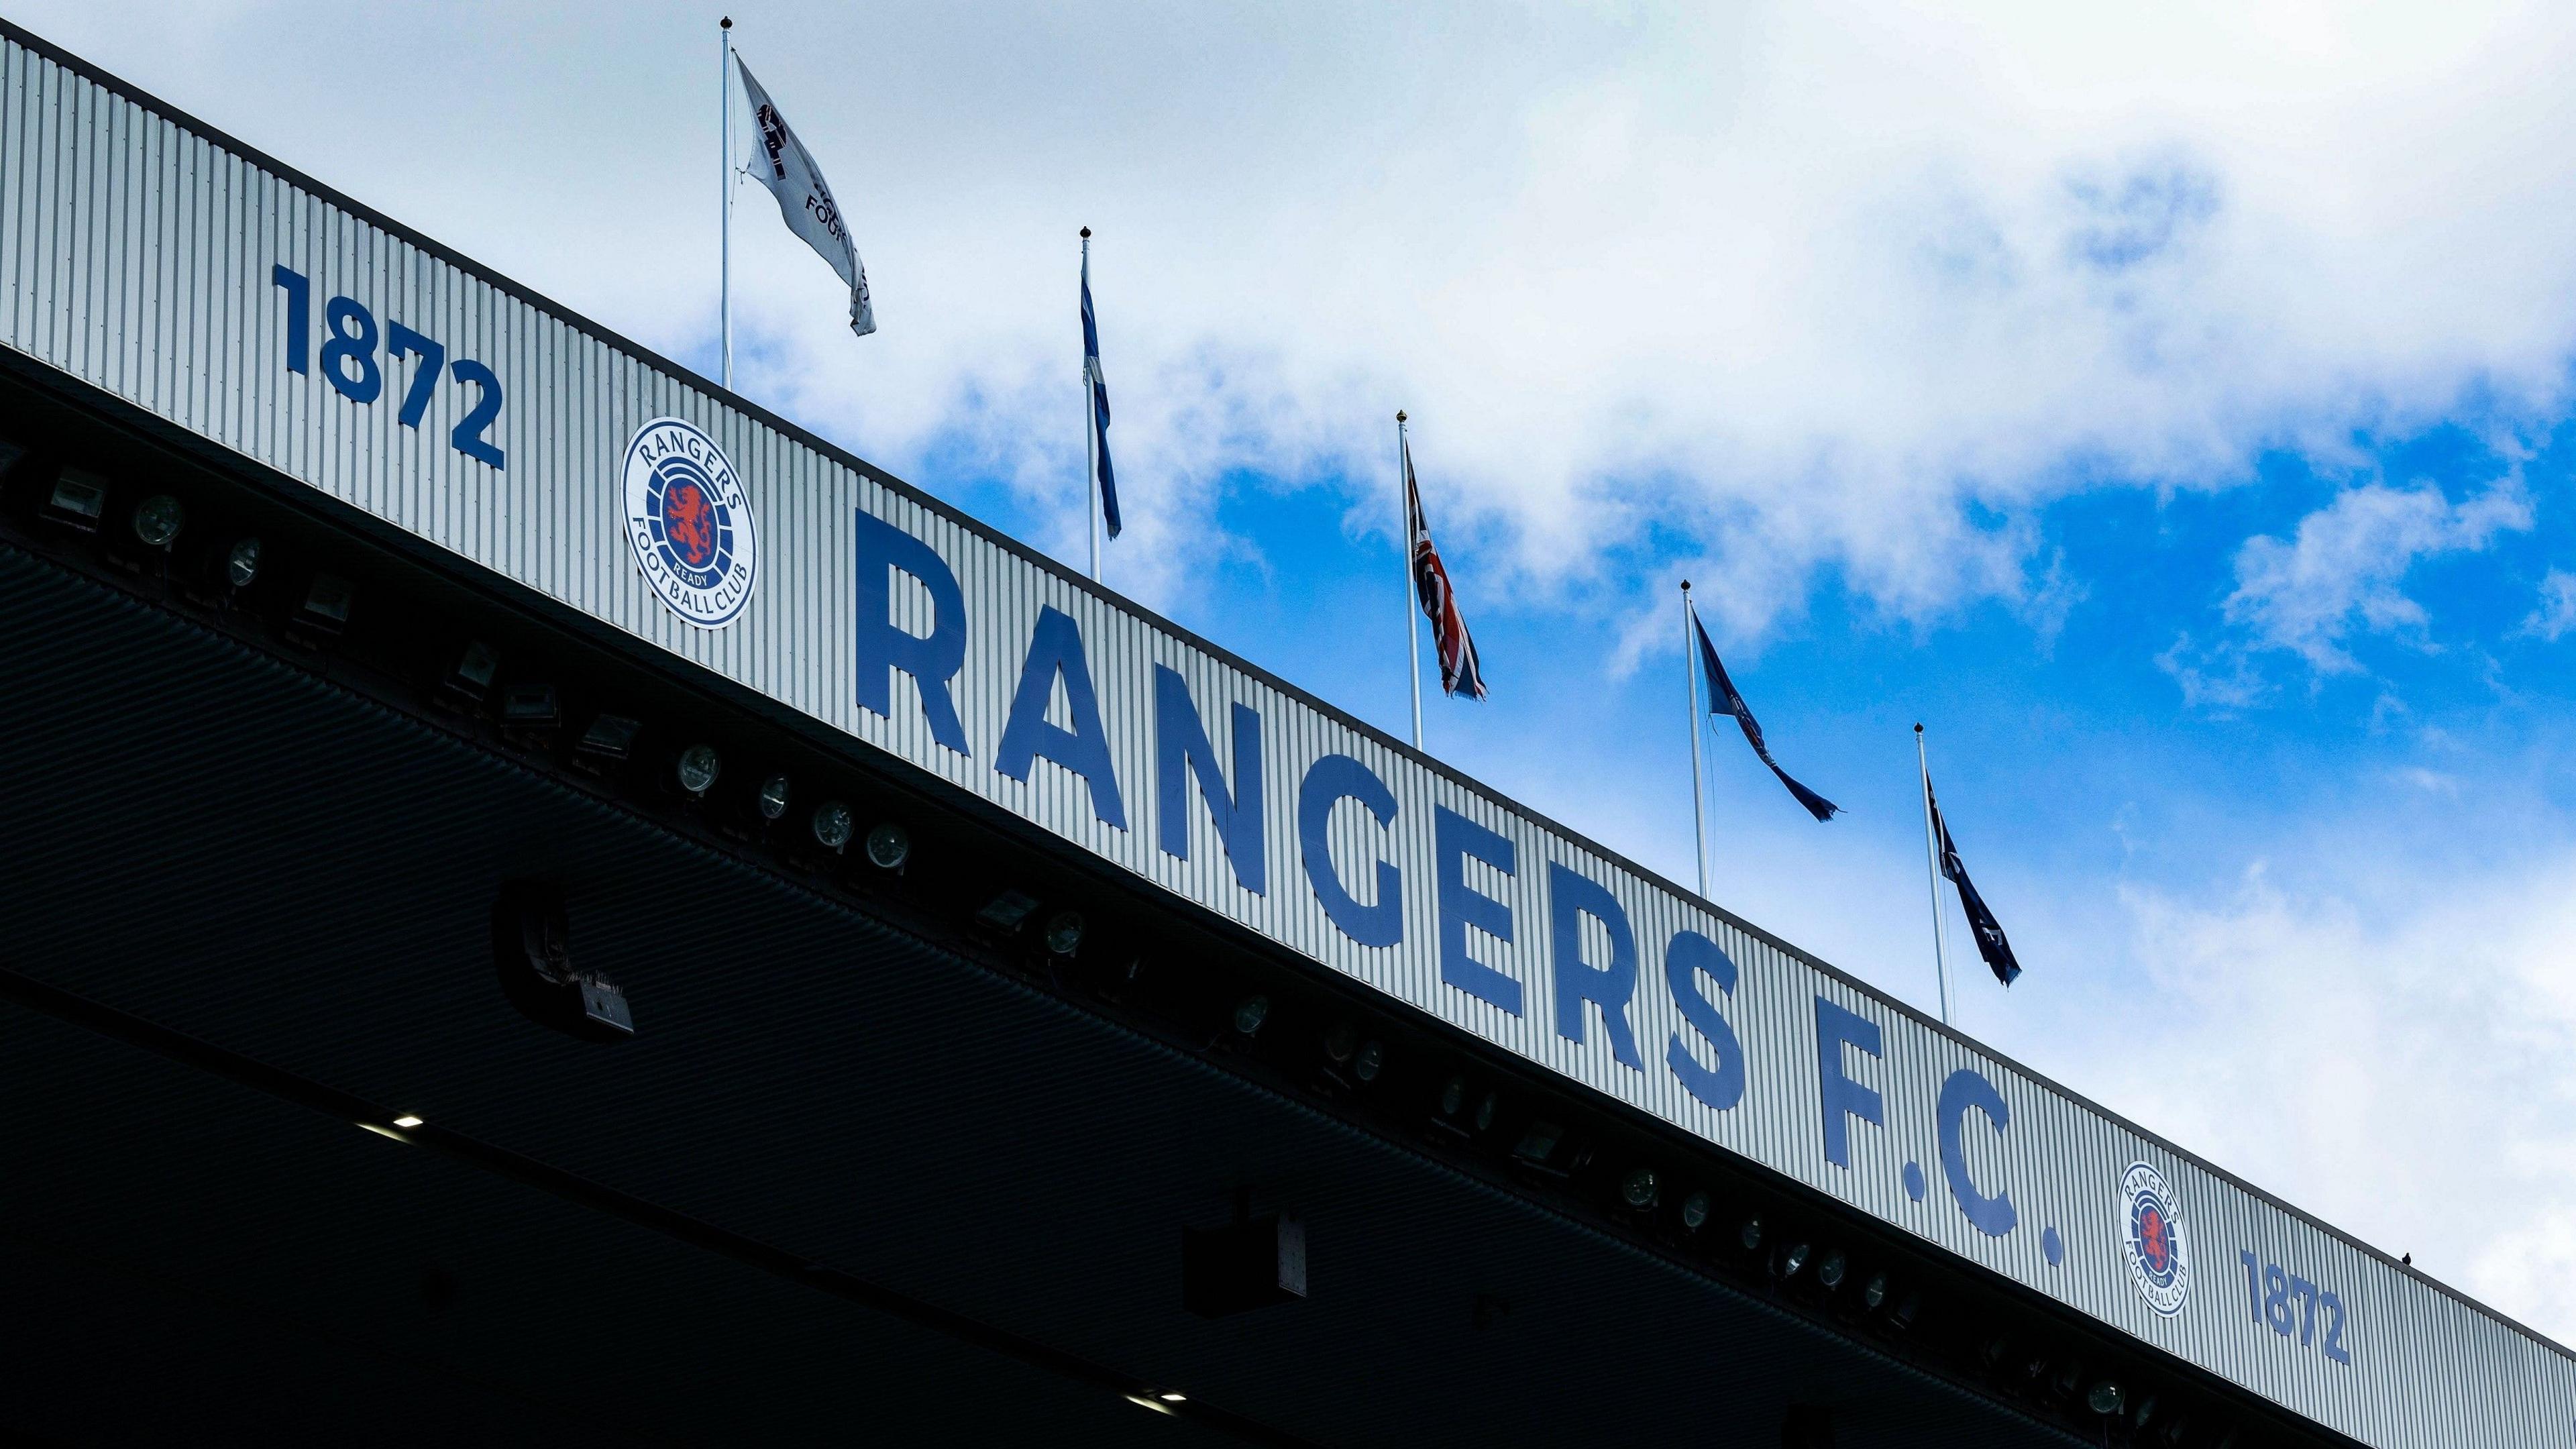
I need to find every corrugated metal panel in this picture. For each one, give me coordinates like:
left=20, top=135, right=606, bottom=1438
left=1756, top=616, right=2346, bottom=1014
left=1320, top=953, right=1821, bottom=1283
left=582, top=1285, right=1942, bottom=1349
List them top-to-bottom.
left=1, top=26, right=2565, bottom=1446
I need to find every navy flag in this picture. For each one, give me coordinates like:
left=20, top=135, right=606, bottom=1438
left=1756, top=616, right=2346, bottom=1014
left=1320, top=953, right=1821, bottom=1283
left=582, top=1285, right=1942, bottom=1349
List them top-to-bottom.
left=1081, top=249, right=1120, bottom=538
left=1405, top=438, right=1486, bottom=699
left=1693, top=615, right=1837, bottom=822
left=1925, top=779, right=2022, bottom=985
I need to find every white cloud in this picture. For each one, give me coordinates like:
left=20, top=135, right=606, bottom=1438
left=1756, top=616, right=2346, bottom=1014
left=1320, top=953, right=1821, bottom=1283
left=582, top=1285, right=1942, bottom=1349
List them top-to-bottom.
left=23, top=1, right=2576, bottom=627
left=2218, top=480, right=2532, bottom=674
left=2522, top=569, right=2576, bottom=641
left=2053, top=847, right=2576, bottom=1335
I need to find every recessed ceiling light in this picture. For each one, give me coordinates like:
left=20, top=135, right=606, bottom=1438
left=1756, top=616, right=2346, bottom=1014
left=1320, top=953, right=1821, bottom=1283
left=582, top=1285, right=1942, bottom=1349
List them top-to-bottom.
left=391, top=1115, right=424, bottom=1129
left=1156, top=1392, right=1187, bottom=1403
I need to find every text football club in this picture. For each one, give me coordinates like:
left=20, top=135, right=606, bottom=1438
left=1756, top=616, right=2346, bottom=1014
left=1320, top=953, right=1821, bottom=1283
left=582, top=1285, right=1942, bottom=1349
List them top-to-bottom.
left=624, top=417, right=759, bottom=627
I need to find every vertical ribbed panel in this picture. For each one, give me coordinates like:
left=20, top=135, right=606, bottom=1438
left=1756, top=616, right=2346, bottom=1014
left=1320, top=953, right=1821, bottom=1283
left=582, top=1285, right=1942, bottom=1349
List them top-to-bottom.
left=0, top=29, right=2563, bottom=1446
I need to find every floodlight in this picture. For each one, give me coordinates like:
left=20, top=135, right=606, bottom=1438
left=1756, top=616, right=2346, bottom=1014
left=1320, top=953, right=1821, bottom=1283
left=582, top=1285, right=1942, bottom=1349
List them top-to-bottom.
left=42, top=470, right=106, bottom=532
left=130, top=494, right=183, bottom=548
left=224, top=537, right=262, bottom=588
left=298, top=574, right=354, bottom=635
left=441, top=641, right=499, bottom=710
left=502, top=683, right=560, bottom=729
left=577, top=714, right=641, bottom=767
left=675, top=743, right=721, bottom=795
left=757, top=773, right=790, bottom=820
left=810, top=800, right=853, bottom=851
left=863, top=822, right=910, bottom=870
left=975, top=889, right=1038, bottom=930
left=1042, top=910, right=1085, bottom=955
left=1231, top=995, right=1269, bottom=1036
left=1322, top=1023, right=1356, bottom=1063
left=1352, top=1040, right=1383, bottom=1082
left=1511, top=1120, right=1563, bottom=1165
left=1620, top=1169, right=1658, bottom=1210
left=1679, top=1190, right=1710, bottom=1231
left=2087, top=1381, right=2125, bottom=1416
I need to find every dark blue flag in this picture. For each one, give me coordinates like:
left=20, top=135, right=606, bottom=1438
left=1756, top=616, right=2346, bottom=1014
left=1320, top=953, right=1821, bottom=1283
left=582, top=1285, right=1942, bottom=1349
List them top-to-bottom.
left=1081, top=251, right=1120, bottom=539
left=1694, top=615, right=1838, bottom=822
left=1927, top=779, right=2022, bottom=986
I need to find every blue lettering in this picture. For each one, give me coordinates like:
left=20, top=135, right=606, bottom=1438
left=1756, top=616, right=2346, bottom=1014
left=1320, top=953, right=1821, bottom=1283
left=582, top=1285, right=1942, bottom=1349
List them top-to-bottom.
left=853, top=511, right=971, bottom=757
left=996, top=606, right=1127, bottom=829
left=1154, top=665, right=1265, bottom=894
left=1297, top=755, right=1402, bottom=947
left=1434, top=806, right=1520, bottom=1014
left=1547, top=863, right=1642, bottom=1070
left=1664, top=931, right=1746, bottom=1111
left=1813, top=998, right=1884, bottom=1169
left=1937, top=1068, right=2017, bottom=1238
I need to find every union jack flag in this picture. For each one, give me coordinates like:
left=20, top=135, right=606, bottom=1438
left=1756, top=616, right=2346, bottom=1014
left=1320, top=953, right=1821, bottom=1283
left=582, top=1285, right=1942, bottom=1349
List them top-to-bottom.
left=1404, top=437, right=1486, bottom=700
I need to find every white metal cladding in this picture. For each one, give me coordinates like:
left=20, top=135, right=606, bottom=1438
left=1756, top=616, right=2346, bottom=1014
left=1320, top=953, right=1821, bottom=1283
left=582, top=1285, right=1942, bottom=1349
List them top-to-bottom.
left=3, top=28, right=2569, bottom=1445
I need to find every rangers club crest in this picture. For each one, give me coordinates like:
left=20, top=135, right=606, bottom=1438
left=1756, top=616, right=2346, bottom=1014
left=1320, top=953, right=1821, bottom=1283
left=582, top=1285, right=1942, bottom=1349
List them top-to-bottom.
left=622, top=417, right=758, bottom=628
left=2120, top=1161, right=2192, bottom=1317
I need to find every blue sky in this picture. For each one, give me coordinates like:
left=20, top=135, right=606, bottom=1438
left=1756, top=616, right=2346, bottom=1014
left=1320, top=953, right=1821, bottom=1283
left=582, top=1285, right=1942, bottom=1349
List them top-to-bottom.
left=25, top=0, right=2576, bottom=1340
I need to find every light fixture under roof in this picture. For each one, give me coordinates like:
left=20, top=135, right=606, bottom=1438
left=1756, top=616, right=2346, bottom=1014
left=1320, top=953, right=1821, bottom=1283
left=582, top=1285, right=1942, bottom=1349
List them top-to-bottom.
left=42, top=468, right=107, bottom=532
left=130, top=493, right=184, bottom=549
left=223, top=536, right=262, bottom=589
left=674, top=743, right=721, bottom=796
left=810, top=800, right=853, bottom=851
left=863, top=821, right=910, bottom=870
left=975, top=890, right=1038, bottom=931
left=1042, top=910, right=1085, bottom=955
left=1230, top=995, right=1269, bottom=1036
left=390, top=1114, right=424, bottom=1130
left=1620, top=1167, right=1658, bottom=1210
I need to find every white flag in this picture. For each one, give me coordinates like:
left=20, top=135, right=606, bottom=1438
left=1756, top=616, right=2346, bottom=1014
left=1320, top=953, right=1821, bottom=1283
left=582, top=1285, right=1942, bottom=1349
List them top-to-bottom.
left=735, top=57, right=875, bottom=337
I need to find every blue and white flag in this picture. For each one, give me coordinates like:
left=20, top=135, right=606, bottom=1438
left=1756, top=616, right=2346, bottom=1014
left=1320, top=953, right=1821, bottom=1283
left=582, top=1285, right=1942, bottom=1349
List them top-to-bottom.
left=1081, top=252, right=1121, bottom=538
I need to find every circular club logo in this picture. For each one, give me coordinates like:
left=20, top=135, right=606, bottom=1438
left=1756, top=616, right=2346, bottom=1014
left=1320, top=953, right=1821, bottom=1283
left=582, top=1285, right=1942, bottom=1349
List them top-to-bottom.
left=622, top=417, right=757, bottom=628
left=2120, top=1161, right=2192, bottom=1317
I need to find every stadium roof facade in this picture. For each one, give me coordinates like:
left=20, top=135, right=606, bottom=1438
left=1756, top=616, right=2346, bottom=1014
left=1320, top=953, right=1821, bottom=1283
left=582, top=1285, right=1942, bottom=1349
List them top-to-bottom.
left=0, top=19, right=2562, bottom=1446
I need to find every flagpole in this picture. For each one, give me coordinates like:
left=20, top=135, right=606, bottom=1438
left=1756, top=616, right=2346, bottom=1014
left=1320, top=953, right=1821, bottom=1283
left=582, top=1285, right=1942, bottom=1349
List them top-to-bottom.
left=719, top=17, right=734, bottom=391
left=1083, top=229, right=1102, bottom=582
left=1399, top=412, right=1424, bottom=750
left=1683, top=582, right=1709, bottom=898
left=1915, top=722, right=1955, bottom=1026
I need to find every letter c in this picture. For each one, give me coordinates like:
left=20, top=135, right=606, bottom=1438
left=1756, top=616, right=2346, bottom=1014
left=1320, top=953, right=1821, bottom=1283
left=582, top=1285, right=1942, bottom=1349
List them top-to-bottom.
left=1298, top=755, right=1402, bottom=947
left=1937, top=1068, right=2018, bottom=1238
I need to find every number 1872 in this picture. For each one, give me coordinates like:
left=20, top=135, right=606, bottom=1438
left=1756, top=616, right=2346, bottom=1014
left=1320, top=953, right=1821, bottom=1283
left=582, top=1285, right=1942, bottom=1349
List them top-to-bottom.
left=270, top=264, right=505, bottom=470
left=2241, top=1250, right=2351, bottom=1366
